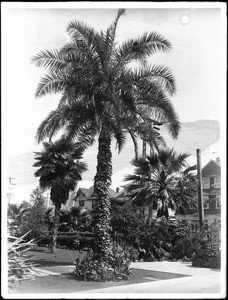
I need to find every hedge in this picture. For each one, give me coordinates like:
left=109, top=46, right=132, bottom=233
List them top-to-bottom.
left=37, top=231, right=95, bottom=250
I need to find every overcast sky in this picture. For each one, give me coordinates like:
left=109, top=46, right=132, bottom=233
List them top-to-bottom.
left=2, top=2, right=226, bottom=158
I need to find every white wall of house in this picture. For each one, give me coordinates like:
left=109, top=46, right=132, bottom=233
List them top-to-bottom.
left=74, top=194, right=93, bottom=210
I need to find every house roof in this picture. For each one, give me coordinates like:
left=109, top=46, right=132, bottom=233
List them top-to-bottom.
left=202, top=159, right=221, bottom=177
left=74, top=186, right=118, bottom=200
left=76, top=187, right=93, bottom=198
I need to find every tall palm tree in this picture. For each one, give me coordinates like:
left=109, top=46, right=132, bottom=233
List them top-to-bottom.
left=32, top=9, right=180, bottom=258
left=33, top=139, right=87, bottom=252
left=125, top=148, right=198, bottom=224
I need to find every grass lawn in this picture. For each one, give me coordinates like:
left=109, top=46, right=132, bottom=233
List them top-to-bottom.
left=11, top=246, right=189, bottom=294
left=28, top=246, right=85, bottom=267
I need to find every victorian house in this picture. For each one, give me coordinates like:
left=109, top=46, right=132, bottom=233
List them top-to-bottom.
left=175, top=157, right=221, bottom=231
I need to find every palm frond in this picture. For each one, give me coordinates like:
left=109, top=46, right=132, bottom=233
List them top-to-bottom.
left=103, top=9, right=125, bottom=59
left=66, top=20, right=102, bottom=58
left=117, top=31, right=172, bottom=64
left=135, top=32, right=172, bottom=54
left=31, top=49, right=66, bottom=71
left=133, top=64, right=176, bottom=96
left=35, top=72, right=65, bottom=98
left=137, top=93, right=180, bottom=139
left=36, top=108, right=67, bottom=143
left=114, top=130, right=127, bottom=153
left=128, top=130, right=139, bottom=159
left=183, top=164, right=197, bottom=175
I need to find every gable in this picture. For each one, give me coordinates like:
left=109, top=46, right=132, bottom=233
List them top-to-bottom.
left=202, top=160, right=221, bottom=177
left=75, top=186, right=118, bottom=200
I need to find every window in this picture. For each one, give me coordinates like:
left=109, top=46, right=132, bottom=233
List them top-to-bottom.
left=203, top=177, right=210, bottom=189
left=210, top=177, right=215, bottom=187
left=213, top=177, right=221, bottom=188
left=214, top=177, right=221, bottom=184
left=203, top=195, right=209, bottom=209
left=216, top=196, right=221, bottom=209
left=79, top=200, right=85, bottom=207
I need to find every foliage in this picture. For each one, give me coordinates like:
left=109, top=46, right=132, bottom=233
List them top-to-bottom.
left=32, top=8, right=180, bottom=259
left=33, top=138, right=87, bottom=252
left=125, top=148, right=198, bottom=222
left=19, top=187, right=48, bottom=240
left=7, top=188, right=47, bottom=240
left=110, top=200, right=144, bottom=247
left=7, top=202, right=31, bottom=236
left=110, top=202, right=196, bottom=262
left=69, top=207, right=94, bottom=232
left=191, top=229, right=221, bottom=269
left=8, top=230, right=38, bottom=288
left=37, top=231, right=95, bottom=250
left=170, top=234, right=195, bottom=259
left=73, top=244, right=132, bottom=281
left=192, top=249, right=221, bottom=269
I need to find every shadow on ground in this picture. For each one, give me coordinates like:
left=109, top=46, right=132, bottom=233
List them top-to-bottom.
left=32, top=259, right=74, bottom=267
left=12, top=268, right=190, bottom=294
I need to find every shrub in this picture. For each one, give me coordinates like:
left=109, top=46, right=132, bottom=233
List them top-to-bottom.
left=8, top=230, right=38, bottom=290
left=37, top=231, right=95, bottom=250
left=37, top=231, right=51, bottom=247
left=191, top=233, right=221, bottom=269
left=170, top=236, right=195, bottom=259
left=73, top=244, right=132, bottom=281
left=192, top=248, right=221, bottom=269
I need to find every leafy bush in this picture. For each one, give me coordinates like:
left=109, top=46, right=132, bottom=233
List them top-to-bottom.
left=110, top=201, right=144, bottom=247
left=8, top=230, right=38, bottom=289
left=190, top=230, right=221, bottom=269
left=37, top=231, right=95, bottom=250
left=37, top=232, right=51, bottom=247
left=57, top=233, right=79, bottom=249
left=170, top=235, right=195, bottom=259
left=73, top=244, right=132, bottom=281
left=192, top=249, right=221, bottom=269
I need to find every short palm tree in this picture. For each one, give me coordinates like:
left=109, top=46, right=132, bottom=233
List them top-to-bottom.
left=32, top=9, right=180, bottom=258
left=33, top=139, right=87, bottom=252
left=125, top=148, right=198, bottom=224
left=8, top=202, right=31, bottom=236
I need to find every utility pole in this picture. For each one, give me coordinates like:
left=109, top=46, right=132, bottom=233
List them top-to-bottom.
left=196, top=149, right=204, bottom=228
left=7, top=177, right=16, bottom=204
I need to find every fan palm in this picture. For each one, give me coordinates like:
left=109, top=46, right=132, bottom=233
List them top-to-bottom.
left=32, top=9, right=180, bottom=258
left=33, top=139, right=87, bottom=252
left=125, top=148, right=198, bottom=224
left=8, top=203, right=31, bottom=236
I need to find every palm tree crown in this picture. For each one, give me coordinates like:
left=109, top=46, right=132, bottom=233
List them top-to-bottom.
left=32, top=9, right=180, bottom=152
left=34, top=139, right=87, bottom=204
left=125, top=148, right=198, bottom=221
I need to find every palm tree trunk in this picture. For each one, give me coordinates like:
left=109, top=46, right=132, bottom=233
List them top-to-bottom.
left=93, top=127, right=112, bottom=259
left=148, top=198, right=153, bottom=225
left=50, top=202, right=61, bottom=253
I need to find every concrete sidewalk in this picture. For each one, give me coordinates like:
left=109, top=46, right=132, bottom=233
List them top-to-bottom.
left=80, top=261, right=224, bottom=296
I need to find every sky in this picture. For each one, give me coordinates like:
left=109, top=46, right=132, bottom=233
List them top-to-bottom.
left=1, top=2, right=226, bottom=203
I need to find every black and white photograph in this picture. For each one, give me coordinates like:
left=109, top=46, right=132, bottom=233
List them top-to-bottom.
left=1, top=1, right=227, bottom=299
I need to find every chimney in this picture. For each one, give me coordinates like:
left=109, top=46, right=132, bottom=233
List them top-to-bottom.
left=216, top=157, right=220, bottom=164
left=116, top=187, right=120, bottom=193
